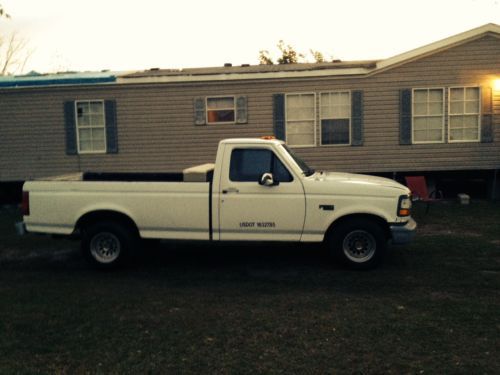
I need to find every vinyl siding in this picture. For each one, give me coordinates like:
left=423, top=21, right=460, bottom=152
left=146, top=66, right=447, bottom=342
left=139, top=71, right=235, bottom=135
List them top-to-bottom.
left=0, top=35, right=499, bottom=181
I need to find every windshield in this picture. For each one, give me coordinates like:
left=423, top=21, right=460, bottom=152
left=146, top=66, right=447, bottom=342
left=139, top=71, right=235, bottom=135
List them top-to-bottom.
left=281, top=144, right=315, bottom=177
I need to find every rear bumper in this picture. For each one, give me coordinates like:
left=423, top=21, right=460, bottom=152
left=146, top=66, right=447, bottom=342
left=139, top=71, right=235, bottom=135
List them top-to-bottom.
left=390, top=218, right=417, bottom=245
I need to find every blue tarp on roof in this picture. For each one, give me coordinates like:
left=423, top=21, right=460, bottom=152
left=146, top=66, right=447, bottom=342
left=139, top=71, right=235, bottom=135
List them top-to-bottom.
left=0, top=71, right=117, bottom=88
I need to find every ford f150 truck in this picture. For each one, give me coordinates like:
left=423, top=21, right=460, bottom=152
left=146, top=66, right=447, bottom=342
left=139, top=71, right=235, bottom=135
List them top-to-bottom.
left=20, top=137, right=416, bottom=269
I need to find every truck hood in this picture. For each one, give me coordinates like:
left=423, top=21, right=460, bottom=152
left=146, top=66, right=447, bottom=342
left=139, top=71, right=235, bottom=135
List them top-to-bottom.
left=306, top=171, right=410, bottom=196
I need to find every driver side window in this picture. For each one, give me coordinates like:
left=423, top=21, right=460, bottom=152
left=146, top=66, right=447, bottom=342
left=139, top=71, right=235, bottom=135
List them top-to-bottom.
left=229, top=149, right=293, bottom=182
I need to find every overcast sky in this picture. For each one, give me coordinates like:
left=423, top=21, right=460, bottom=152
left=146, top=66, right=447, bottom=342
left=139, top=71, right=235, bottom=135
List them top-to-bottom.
left=1, top=0, right=500, bottom=74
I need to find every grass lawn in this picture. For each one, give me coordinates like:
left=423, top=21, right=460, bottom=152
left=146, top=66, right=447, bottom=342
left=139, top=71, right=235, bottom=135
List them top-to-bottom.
left=0, top=201, right=499, bottom=374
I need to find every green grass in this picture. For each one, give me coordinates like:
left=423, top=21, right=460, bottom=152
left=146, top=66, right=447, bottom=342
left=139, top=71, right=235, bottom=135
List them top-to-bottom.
left=0, top=201, right=499, bottom=374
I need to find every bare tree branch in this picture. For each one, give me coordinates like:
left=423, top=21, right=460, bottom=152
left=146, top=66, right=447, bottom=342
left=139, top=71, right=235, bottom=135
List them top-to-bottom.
left=0, top=4, right=10, bottom=19
left=0, top=31, right=32, bottom=75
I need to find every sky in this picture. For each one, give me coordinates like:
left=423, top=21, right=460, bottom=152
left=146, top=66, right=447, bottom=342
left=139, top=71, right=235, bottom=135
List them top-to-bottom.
left=1, top=0, right=500, bottom=74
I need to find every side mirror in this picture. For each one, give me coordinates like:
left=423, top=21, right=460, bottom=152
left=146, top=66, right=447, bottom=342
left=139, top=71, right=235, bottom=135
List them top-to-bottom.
left=259, top=173, right=279, bottom=186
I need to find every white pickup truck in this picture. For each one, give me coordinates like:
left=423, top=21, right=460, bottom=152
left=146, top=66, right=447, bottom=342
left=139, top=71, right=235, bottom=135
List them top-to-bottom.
left=20, top=137, right=416, bottom=269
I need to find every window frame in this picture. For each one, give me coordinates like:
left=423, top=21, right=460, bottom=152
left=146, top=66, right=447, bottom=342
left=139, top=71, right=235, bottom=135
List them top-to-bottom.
left=447, top=86, right=481, bottom=143
left=411, top=87, right=445, bottom=145
left=319, top=90, right=352, bottom=147
left=284, top=92, right=317, bottom=148
left=205, top=95, right=236, bottom=125
left=75, top=100, right=107, bottom=154
left=228, top=147, right=294, bottom=183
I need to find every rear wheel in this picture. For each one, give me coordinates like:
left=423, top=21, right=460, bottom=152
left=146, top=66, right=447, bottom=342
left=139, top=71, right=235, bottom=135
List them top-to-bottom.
left=328, top=219, right=387, bottom=270
left=81, top=221, right=138, bottom=268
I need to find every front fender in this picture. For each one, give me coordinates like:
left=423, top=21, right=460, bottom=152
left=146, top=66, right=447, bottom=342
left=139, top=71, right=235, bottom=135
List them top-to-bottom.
left=301, top=196, right=394, bottom=242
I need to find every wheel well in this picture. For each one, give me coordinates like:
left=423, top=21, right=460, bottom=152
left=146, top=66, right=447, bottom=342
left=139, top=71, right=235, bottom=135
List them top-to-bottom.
left=75, top=210, right=139, bottom=236
left=325, top=214, right=390, bottom=240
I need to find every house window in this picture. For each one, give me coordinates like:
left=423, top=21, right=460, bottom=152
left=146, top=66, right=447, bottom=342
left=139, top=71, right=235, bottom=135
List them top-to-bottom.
left=448, top=87, right=480, bottom=142
left=412, top=88, right=444, bottom=143
left=320, top=91, right=351, bottom=145
left=285, top=93, right=316, bottom=147
left=206, top=96, right=235, bottom=124
left=75, top=100, right=106, bottom=153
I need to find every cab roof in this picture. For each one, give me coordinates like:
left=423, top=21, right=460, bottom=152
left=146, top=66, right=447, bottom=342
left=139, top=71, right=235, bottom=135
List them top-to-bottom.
left=219, top=138, right=285, bottom=145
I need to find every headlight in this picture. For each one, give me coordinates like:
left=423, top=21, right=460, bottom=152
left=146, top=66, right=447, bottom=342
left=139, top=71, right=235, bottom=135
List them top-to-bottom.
left=398, top=195, right=412, bottom=217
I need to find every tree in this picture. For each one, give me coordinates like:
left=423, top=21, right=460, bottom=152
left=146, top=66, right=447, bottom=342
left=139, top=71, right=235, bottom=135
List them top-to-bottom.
left=0, top=5, right=32, bottom=75
left=276, top=40, right=303, bottom=64
left=258, top=41, right=333, bottom=65
left=309, top=49, right=325, bottom=63
left=258, top=50, right=274, bottom=65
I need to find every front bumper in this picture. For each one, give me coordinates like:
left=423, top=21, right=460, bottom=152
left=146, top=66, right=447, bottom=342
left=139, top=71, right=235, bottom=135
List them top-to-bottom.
left=390, top=217, right=417, bottom=245
left=15, top=221, right=27, bottom=236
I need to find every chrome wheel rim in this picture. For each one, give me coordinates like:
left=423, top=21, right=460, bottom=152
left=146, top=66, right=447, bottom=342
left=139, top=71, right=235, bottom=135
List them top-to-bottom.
left=342, top=230, right=376, bottom=263
left=90, top=232, right=121, bottom=264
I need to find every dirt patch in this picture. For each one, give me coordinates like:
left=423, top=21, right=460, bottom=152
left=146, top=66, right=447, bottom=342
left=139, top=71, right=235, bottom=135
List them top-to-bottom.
left=418, top=226, right=482, bottom=237
left=0, top=246, right=78, bottom=264
left=429, top=291, right=461, bottom=301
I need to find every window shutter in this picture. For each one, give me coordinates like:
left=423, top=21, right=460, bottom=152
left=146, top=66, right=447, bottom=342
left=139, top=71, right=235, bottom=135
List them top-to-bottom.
left=481, top=86, right=493, bottom=143
left=400, top=89, right=412, bottom=145
left=351, top=90, right=364, bottom=146
left=273, top=94, right=285, bottom=141
left=235, top=96, right=248, bottom=124
left=194, top=97, right=206, bottom=125
left=105, top=100, right=118, bottom=154
left=63, top=101, right=77, bottom=155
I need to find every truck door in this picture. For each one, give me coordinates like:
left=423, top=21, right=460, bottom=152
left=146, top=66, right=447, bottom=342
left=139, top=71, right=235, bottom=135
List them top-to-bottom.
left=218, top=145, right=306, bottom=241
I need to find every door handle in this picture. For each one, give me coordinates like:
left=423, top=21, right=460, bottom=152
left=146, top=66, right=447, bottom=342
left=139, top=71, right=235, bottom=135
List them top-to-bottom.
left=222, top=187, right=239, bottom=194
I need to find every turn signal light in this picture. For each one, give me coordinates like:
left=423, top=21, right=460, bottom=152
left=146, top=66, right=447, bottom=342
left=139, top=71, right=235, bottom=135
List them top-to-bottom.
left=397, top=195, right=412, bottom=217
left=398, top=208, right=410, bottom=217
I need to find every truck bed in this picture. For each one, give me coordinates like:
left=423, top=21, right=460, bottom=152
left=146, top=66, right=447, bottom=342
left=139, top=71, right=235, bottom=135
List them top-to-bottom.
left=38, top=163, right=215, bottom=183
left=83, top=163, right=216, bottom=183
left=83, top=172, right=184, bottom=182
left=23, top=178, right=212, bottom=240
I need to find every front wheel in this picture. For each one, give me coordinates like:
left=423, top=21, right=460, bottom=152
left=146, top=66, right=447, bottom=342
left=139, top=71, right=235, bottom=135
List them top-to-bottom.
left=328, top=219, right=387, bottom=270
left=81, top=221, right=138, bottom=268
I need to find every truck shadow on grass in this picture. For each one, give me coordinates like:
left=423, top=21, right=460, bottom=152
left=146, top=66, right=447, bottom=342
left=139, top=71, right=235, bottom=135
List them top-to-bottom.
left=4, top=202, right=498, bottom=281
left=0, top=206, right=409, bottom=276
left=1, top=230, right=411, bottom=276
left=1, top=236, right=336, bottom=270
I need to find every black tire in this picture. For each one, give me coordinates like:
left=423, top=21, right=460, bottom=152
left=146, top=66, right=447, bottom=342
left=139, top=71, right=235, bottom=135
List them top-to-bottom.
left=327, top=218, right=387, bottom=270
left=81, top=221, right=138, bottom=268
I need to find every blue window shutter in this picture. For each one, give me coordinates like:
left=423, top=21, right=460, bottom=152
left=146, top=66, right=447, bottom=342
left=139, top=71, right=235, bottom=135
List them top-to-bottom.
left=481, top=86, right=493, bottom=143
left=400, top=89, right=412, bottom=145
left=351, top=90, right=363, bottom=146
left=273, top=94, right=285, bottom=141
left=236, top=96, right=248, bottom=124
left=194, top=97, right=206, bottom=125
left=105, top=100, right=118, bottom=154
left=63, top=101, right=77, bottom=155
left=481, top=115, right=493, bottom=143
